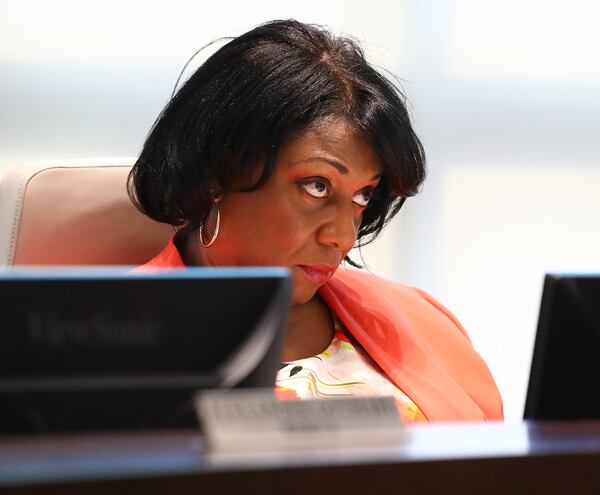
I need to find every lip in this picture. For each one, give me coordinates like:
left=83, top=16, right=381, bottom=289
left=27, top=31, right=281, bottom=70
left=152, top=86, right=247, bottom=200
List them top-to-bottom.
left=297, top=264, right=336, bottom=285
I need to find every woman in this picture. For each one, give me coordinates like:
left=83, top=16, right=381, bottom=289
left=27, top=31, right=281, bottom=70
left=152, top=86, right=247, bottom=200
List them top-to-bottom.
left=130, top=20, right=503, bottom=422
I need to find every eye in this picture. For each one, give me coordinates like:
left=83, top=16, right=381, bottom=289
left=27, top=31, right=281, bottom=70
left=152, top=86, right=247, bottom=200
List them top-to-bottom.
left=298, top=178, right=331, bottom=199
left=352, top=188, right=374, bottom=208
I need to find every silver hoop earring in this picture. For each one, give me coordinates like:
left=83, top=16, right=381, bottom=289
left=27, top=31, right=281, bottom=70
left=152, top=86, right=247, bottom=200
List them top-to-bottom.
left=200, top=203, right=221, bottom=248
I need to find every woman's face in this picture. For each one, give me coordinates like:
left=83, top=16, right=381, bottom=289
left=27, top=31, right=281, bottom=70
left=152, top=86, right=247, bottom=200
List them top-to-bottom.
left=199, top=119, right=383, bottom=305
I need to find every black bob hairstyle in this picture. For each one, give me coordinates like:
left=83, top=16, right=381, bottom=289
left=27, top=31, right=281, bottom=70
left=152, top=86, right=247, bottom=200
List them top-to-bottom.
left=129, top=19, right=426, bottom=248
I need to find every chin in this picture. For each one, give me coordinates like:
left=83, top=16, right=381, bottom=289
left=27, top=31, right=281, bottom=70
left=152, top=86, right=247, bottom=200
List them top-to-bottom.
left=290, top=283, right=319, bottom=306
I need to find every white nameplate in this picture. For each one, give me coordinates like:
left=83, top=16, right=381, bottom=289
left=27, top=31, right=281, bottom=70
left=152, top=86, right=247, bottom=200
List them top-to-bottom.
left=195, top=389, right=407, bottom=453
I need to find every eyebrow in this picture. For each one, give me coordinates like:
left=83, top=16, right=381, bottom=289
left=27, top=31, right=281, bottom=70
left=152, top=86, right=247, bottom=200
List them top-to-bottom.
left=292, top=156, right=382, bottom=181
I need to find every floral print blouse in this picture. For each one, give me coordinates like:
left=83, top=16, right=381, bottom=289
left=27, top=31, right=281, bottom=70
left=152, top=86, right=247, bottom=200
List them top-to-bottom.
left=275, top=319, right=427, bottom=424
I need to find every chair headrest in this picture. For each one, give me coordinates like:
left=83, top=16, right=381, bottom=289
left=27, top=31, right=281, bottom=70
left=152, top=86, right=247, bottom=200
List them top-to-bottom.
left=0, top=161, right=174, bottom=265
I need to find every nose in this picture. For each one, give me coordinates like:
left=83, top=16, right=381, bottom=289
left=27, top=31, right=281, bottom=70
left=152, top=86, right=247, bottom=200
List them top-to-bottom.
left=316, top=203, right=359, bottom=252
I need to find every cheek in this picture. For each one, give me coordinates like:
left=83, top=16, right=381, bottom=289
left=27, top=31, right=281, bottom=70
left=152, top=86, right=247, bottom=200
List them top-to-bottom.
left=214, top=195, right=312, bottom=265
left=260, top=206, right=307, bottom=245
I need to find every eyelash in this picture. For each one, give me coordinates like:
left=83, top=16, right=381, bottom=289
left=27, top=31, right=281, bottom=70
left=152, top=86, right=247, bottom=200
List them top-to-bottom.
left=297, top=177, right=374, bottom=208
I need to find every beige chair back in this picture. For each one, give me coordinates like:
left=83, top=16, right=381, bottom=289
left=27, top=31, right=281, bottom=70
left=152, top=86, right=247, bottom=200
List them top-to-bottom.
left=0, top=160, right=174, bottom=266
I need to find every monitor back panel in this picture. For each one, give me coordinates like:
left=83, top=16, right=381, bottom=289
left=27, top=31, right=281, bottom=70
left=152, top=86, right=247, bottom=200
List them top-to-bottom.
left=0, top=268, right=290, bottom=432
left=524, top=274, right=600, bottom=420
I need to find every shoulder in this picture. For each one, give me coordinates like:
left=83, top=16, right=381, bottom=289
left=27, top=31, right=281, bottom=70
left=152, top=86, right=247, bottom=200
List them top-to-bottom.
left=131, top=237, right=185, bottom=272
left=322, top=268, right=503, bottom=420
left=328, top=268, right=471, bottom=342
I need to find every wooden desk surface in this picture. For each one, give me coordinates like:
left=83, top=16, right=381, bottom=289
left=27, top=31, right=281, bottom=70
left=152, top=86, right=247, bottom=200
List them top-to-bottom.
left=1, top=421, right=599, bottom=494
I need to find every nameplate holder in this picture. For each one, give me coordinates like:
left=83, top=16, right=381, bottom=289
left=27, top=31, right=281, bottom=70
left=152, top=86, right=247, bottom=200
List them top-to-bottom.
left=195, top=389, right=407, bottom=453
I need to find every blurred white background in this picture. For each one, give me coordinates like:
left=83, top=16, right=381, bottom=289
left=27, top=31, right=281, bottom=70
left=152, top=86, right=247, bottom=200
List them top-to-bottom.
left=1, top=0, right=599, bottom=421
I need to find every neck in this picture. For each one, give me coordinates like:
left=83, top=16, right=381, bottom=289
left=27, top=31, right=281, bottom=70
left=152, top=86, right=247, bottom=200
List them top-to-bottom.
left=178, top=230, right=211, bottom=267
left=282, top=294, right=334, bottom=361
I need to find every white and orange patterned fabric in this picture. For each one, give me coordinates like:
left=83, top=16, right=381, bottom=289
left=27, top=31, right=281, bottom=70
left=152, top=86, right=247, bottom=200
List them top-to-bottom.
left=276, top=323, right=427, bottom=423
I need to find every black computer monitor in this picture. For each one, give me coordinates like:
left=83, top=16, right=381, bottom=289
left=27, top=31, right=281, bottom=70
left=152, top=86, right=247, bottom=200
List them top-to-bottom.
left=0, top=267, right=291, bottom=433
left=524, top=273, right=600, bottom=420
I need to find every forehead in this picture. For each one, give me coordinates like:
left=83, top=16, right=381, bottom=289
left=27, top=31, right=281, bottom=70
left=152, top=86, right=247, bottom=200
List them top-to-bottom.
left=278, top=120, right=383, bottom=178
